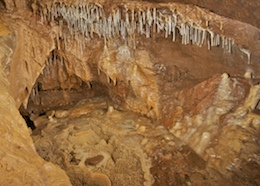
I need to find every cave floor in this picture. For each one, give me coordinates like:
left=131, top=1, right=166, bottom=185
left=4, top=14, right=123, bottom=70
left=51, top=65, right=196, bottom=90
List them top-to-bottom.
left=30, top=92, right=260, bottom=186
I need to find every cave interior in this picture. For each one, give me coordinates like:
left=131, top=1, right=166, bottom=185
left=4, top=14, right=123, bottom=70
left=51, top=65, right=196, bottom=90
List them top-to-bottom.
left=0, top=0, right=260, bottom=185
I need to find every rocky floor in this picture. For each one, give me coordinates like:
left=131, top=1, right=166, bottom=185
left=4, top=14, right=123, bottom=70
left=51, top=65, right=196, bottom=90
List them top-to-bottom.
left=30, top=76, right=260, bottom=185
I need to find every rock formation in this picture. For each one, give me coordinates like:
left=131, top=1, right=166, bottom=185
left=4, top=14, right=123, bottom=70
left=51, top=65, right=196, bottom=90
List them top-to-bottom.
left=0, top=0, right=259, bottom=185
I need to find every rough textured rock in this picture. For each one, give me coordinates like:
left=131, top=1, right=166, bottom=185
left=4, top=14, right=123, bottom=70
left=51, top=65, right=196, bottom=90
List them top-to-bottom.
left=0, top=0, right=260, bottom=185
left=146, top=0, right=260, bottom=29
left=0, top=21, right=71, bottom=185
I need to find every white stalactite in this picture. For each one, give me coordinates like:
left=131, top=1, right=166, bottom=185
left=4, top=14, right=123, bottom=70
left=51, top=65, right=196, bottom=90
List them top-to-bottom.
left=37, top=2, right=236, bottom=56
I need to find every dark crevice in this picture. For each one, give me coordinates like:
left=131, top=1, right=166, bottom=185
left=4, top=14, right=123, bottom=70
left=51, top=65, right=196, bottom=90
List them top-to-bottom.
left=0, top=0, right=6, bottom=9
left=21, top=115, right=36, bottom=130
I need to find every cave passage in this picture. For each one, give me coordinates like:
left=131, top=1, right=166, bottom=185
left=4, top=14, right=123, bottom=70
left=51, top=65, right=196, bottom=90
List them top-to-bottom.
left=0, top=0, right=260, bottom=185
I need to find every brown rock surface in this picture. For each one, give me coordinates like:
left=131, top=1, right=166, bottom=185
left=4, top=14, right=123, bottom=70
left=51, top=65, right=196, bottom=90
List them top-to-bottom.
left=0, top=0, right=260, bottom=185
left=144, top=0, right=260, bottom=29
left=0, top=21, right=71, bottom=185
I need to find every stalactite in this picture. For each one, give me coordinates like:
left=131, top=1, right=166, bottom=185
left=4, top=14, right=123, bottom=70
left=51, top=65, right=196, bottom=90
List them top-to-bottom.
left=36, top=2, right=237, bottom=57
left=51, top=5, right=54, bottom=22
left=43, top=7, right=47, bottom=23
left=40, top=8, right=44, bottom=22
left=153, top=8, right=156, bottom=33
left=138, top=11, right=143, bottom=34
left=156, top=12, right=162, bottom=33
left=108, top=14, right=112, bottom=38
left=165, top=18, right=169, bottom=38
left=59, top=20, right=63, bottom=37
left=172, top=20, right=176, bottom=42
left=146, top=23, right=150, bottom=38
left=186, top=25, right=190, bottom=45
left=197, top=29, right=201, bottom=46
left=202, top=29, right=206, bottom=45
left=210, top=32, right=214, bottom=47
left=64, top=34, right=67, bottom=50
left=216, top=34, right=220, bottom=46
left=57, top=36, right=60, bottom=50
left=207, top=36, right=211, bottom=50
left=221, top=36, right=225, bottom=49
left=224, top=37, right=228, bottom=52
left=228, top=39, right=232, bottom=53
left=240, top=48, right=251, bottom=64
left=54, top=51, right=57, bottom=65
left=35, top=85, right=38, bottom=97
left=31, top=88, right=35, bottom=99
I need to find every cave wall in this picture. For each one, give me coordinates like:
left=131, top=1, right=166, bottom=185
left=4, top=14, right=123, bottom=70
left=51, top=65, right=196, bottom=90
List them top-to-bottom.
left=6, top=13, right=56, bottom=108
left=0, top=14, right=72, bottom=186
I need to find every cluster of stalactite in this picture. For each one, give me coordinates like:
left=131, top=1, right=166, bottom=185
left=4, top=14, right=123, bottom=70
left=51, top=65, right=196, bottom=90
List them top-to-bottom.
left=35, top=1, right=234, bottom=53
left=42, top=50, right=64, bottom=77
